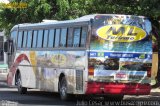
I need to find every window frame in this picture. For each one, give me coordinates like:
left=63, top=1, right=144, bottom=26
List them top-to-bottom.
left=15, top=23, right=88, bottom=50
left=67, top=27, right=74, bottom=47
left=73, top=27, right=81, bottom=47
left=80, top=27, right=88, bottom=47
left=54, top=28, right=61, bottom=48
left=60, top=28, right=68, bottom=47
left=43, top=29, right=49, bottom=48
left=48, top=29, right=55, bottom=48
left=22, top=30, right=28, bottom=48
left=27, top=30, right=33, bottom=48
left=32, top=30, right=38, bottom=48
left=36, top=30, right=44, bottom=48
left=10, top=31, right=17, bottom=44
left=17, top=31, right=23, bottom=48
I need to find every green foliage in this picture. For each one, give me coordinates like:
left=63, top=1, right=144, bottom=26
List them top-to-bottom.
left=0, top=0, right=160, bottom=36
left=0, top=0, right=54, bottom=36
left=54, top=0, right=90, bottom=19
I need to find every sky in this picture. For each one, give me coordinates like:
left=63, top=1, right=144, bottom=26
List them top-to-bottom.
left=0, top=0, right=10, bottom=3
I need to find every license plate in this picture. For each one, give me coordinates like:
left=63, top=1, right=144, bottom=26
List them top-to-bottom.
left=114, top=73, right=128, bottom=80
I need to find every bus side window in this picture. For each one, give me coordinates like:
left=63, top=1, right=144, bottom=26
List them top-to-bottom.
left=80, top=27, right=87, bottom=47
left=60, top=28, right=67, bottom=47
left=67, top=28, right=73, bottom=47
left=73, top=28, right=81, bottom=47
left=48, top=29, right=55, bottom=48
left=54, top=29, right=60, bottom=47
left=32, top=30, right=38, bottom=48
left=37, top=30, right=44, bottom=48
left=43, top=30, right=49, bottom=48
left=11, top=31, right=17, bottom=44
left=17, top=31, right=23, bottom=48
left=22, top=31, right=28, bottom=48
left=27, top=31, right=33, bottom=48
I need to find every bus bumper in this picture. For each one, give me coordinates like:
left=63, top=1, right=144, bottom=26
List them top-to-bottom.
left=85, top=82, right=151, bottom=95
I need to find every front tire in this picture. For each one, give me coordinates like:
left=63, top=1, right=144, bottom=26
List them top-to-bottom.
left=16, top=73, right=27, bottom=94
left=59, top=77, right=69, bottom=100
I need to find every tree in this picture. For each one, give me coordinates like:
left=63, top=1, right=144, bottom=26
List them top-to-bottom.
left=0, top=0, right=55, bottom=36
left=0, top=0, right=160, bottom=36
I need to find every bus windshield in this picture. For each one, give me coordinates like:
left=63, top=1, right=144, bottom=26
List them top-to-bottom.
left=89, top=15, right=152, bottom=81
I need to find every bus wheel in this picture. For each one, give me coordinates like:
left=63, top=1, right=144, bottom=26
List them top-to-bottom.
left=16, top=73, right=27, bottom=94
left=59, top=77, right=68, bottom=101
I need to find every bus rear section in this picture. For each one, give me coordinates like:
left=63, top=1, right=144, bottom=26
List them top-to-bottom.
left=86, top=15, right=152, bottom=96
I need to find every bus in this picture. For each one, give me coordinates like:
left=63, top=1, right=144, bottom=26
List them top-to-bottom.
left=4, top=14, right=154, bottom=100
left=0, top=30, right=8, bottom=76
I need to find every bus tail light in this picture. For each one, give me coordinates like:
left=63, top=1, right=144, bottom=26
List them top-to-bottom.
left=88, top=67, right=94, bottom=75
left=147, top=68, right=151, bottom=77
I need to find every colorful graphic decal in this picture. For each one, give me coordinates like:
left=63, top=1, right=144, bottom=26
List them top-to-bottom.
left=89, top=15, right=152, bottom=83
left=96, top=24, right=146, bottom=42
left=21, top=51, right=86, bottom=86
left=29, top=51, right=37, bottom=73
left=36, top=51, right=85, bottom=68
left=59, top=51, right=85, bottom=68
left=89, top=52, right=152, bottom=59
left=8, top=53, right=30, bottom=85
left=50, top=54, right=67, bottom=66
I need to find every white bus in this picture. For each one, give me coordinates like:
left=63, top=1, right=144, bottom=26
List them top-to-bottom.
left=4, top=14, right=153, bottom=100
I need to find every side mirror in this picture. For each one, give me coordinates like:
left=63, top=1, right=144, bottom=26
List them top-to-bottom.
left=3, top=41, right=9, bottom=53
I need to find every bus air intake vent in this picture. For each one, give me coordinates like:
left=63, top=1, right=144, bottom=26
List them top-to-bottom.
left=76, top=70, right=83, bottom=91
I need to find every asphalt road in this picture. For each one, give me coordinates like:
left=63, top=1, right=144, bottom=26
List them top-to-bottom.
left=1, top=74, right=160, bottom=106
left=0, top=81, right=77, bottom=106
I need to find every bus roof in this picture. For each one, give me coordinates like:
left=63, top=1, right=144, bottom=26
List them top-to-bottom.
left=10, top=14, right=95, bottom=31
left=11, top=14, right=147, bottom=32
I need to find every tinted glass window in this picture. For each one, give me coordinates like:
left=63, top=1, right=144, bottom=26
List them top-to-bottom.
left=80, top=27, right=87, bottom=47
left=60, top=28, right=67, bottom=47
left=67, top=28, right=73, bottom=47
left=73, top=28, right=81, bottom=47
left=48, top=29, right=55, bottom=48
left=55, top=29, right=60, bottom=47
left=37, top=30, right=43, bottom=47
left=43, top=30, right=49, bottom=48
left=11, top=31, right=17, bottom=44
left=18, top=31, right=23, bottom=48
left=22, top=31, right=28, bottom=48
left=27, top=31, right=33, bottom=48
left=32, top=31, right=37, bottom=48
